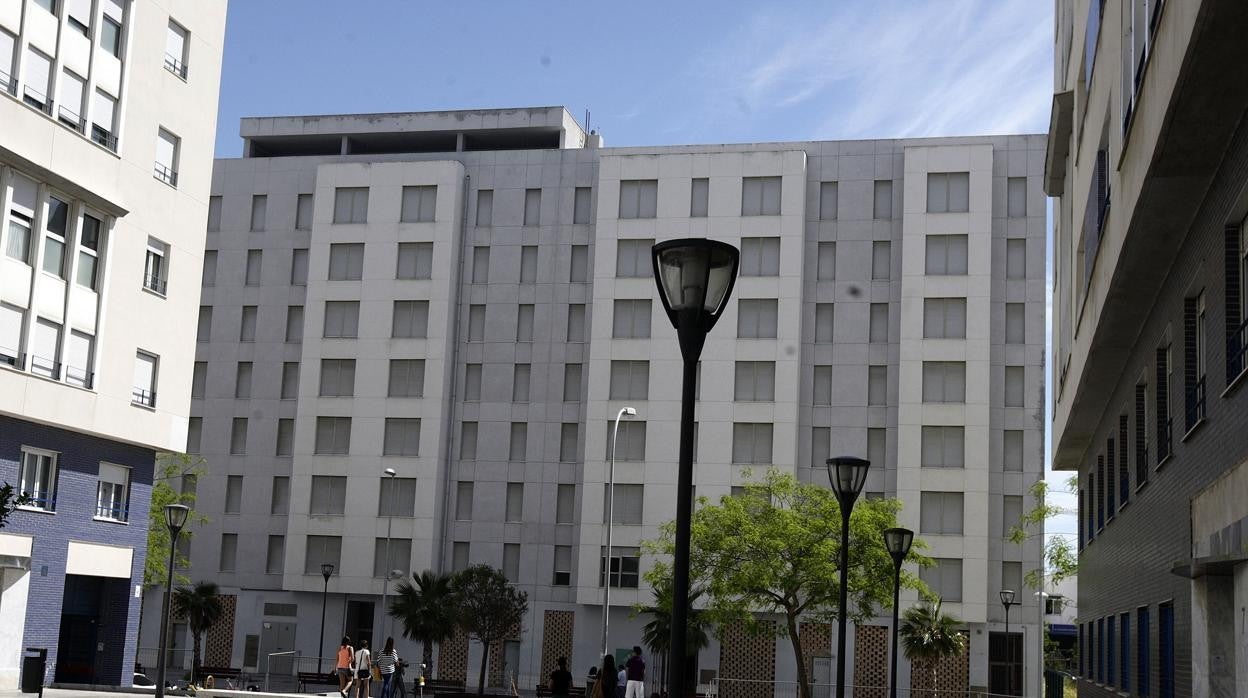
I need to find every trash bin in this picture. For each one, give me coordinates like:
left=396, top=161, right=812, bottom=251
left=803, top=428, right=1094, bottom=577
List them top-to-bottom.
left=20, top=648, right=46, bottom=694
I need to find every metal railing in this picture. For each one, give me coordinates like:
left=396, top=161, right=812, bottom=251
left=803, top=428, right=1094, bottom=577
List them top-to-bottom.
left=164, top=54, right=189, bottom=79
left=22, top=87, right=53, bottom=116
left=58, top=106, right=85, bottom=133
left=92, top=124, right=118, bottom=152
left=154, top=162, right=179, bottom=187
left=144, top=271, right=168, bottom=295
left=1229, top=315, right=1248, bottom=384
left=0, top=347, right=24, bottom=370
left=29, top=354, right=61, bottom=380
left=64, top=364, right=94, bottom=390
left=1184, top=376, right=1206, bottom=431
left=132, top=387, right=157, bottom=408
left=19, top=489, right=55, bottom=512
left=95, top=502, right=128, bottom=521
left=134, top=647, right=195, bottom=675
left=263, top=651, right=299, bottom=692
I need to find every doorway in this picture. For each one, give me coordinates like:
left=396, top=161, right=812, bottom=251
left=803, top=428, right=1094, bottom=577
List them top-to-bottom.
left=345, top=601, right=375, bottom=650
left=260, top=622, right=297, bottom=675
left=988, top=631, right=1022, bottom=696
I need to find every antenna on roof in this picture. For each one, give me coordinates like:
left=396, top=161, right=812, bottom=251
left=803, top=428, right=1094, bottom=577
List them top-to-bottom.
left=584, top=109, right=591, bottom=133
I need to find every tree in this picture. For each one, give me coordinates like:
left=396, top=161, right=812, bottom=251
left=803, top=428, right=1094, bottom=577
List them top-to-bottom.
left=145, top=453, right=208, bottom=588
left=645, top=469, right=929, bottom=698
left=1007, top=477, right=1079, bottom=670
left=0, top=483, right=32, bottom=529
left=449, top=565, right=528, bottom=696
left=389, top=570, right=457, bottom=674
left=633, top=575, right=711, bottom=693
left=172, top=580, right=224, bottom=685
left=898, top=599, right=968, bottom=698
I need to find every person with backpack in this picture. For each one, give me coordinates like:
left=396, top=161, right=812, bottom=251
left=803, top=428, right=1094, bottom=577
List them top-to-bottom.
left=336, top=637, right=355, bottom=698
left=353, top=639, right=372, bottom=698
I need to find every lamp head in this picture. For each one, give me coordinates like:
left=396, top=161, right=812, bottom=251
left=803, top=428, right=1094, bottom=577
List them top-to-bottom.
left=652, top=238, right=739, bottom=360
left=622, top=407, right=637, bottom=417
left=826, top=457, right=870, bottom=509
left=384, top=468, right=397, bottom=477
left=164, top=503, right=190, bottom=533
left=882, top=527, right=914, bottom=564
left=1000, top=589, right=1017, bottom=607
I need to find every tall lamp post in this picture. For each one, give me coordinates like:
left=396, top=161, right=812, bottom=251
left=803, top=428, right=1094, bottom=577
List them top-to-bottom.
left=651, top=238, right=739, bottom=698
left=602, top=406, right=637, bottom=659
left=826, top=457, right=870, bottom=698
left=380, top=468, right=398, bottom=640
left=155, top=504, right=190, bottom=698
left=882, top=528, right=913, bottom=698
left=319, top=563, right=335, bottom=674
left=1000, top=589, right=1018, bottom=696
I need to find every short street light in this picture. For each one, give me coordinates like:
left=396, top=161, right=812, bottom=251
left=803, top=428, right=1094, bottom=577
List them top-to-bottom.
left=652, top=238, right=739, bottom=698
left=602, top=406, right=637, bottom=659
left=827, top=457, right=870, bottom=698
left=380, top=468, right=398, bottom=640
left=155, top=504, right=190, bottom=698
left=882, top=528, right=913, bottom=698
left=319, top=563, right=335, bottom=674
left=1000, top=589, right=1019, bottom=696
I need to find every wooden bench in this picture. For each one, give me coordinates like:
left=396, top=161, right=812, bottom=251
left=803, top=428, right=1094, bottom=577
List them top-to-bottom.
left=297, top=671, right=340, bottom=692
left=421, top=678, right=466, bottom=694
left=535, top=685, right=587, bottom=698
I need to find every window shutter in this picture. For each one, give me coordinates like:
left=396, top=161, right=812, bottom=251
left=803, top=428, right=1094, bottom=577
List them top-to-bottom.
left=1226, top=225, right=1244, bottom=381
left=1183, top=297, right=1198, bottom=430
left=1155, top=348, right=1169, bottom=460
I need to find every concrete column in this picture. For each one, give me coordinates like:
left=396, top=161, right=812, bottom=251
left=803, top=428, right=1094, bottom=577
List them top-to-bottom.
left=1236, top=562, right=1248, bottom=698
left=0, top=567, right=31, bottom=690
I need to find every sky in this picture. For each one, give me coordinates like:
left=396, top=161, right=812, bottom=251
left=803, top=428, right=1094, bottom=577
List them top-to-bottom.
left=214, top=0, right=1076, bottom=546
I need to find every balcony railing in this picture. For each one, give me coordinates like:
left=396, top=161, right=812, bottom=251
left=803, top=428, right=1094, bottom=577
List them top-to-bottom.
left=164, top=54, right=188, bottom=80
left=0, top=68, right=15, bottom=97
left=22, top=87, right=53, bottom=116
left=58, top=106, right=85, bottom=134
left=154, top=162, right=178, bottom=187
left=143, top=272, right=168, bottom=295
left=1229, top=316, right=1248, bottom=384
left=0, top=347, right=24, bottom=370
left=29, top=354, right=61, bottom=380
left=64, top=365, right=94, bottom=390
left=1185, top=376, right=1206, bottom=432
left=132, top=387, right=157, bottom=408
left=1156, top=415, right=1173, bottom=463
left=20, top=490, right=56, bottom=512
left=95, top=502, right=129, bottom=522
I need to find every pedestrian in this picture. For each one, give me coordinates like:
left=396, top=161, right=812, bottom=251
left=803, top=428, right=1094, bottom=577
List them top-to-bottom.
left=337, top=637, right=355, bottom=698
left=376, top=637, right=400, bottom=698
left=353, top=639, right=372, bottom=698
left=624, top=647, right=645, bottom=698
left=590, top=656, right=617, bottom=698
left=548, top=657, right=573, bottom=698
left=587, top=665, right=598, bottom=691
left=616, top=665, right=626, bottom=698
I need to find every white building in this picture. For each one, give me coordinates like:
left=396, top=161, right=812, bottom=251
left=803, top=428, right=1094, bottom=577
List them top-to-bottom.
left=0, top=0, right=226, bottom=688
left=148, top=107, right=1046, bottom=696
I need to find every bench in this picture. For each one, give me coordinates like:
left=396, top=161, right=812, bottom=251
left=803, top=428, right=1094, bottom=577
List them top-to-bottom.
left=199, top=667, right=244, bottom=681
left=297, top=672, right=340, bottom=692
left=421, top=678, right=466, bottom=694
left=535, top=685, right=586, bottom=698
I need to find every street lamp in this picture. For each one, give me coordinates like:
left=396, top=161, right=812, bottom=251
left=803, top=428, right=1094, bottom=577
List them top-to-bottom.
left=652, top=238, right=739, bottom=698
left=602, top=406, right=637, bottom=659
left=826, top=456, right=870, bottom=698
left=380, top=468, right=398, bottom=640
left=155, top=504, right=190, bottom=698
left=882, top=528, right=913, bottom=698
left=319, top=563, right=335, bottom=674
left=1000, top=589, right=1018, bottom=696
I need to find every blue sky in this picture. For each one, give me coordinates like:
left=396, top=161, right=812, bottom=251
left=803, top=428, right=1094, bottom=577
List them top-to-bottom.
left=214, top=0, right=1076, bottom=544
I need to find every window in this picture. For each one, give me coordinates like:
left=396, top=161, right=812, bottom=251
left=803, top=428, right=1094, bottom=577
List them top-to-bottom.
left=100, top=6, right=122, bottom=57
left=22, top=47, right=51, bottom=112
left=57, top=68, right=85, bottom=130
left=90, top=89, right=118, bottom=150
left=155, top=129, right=180, bottom=187
left=926, top=172, right=969, bottom=213
left=742, top=177, right=782, bottom=216
left=1007, top=177, right=1027, bottom=218
left=690, top=178, right=709, bottom=217
left=619, top=180, right=658, bottom=219
left=873, top=181, right=893, bottom=219
left=818, top=182, right=838, bottom=220
left=400, top=185, right=436, bottom=222
left=333, top=187, right=368, bottom=223
left=573, top=187, right=592, bottom=224
left=524, top=188, right=542, bottom=226
left=475, top=190, right=493, bottom=226
left=296, top=194, right=313, bottom=231
left=249, top=195, right=267, bottom=232
left=40, top=196, right=68, bottom=278
left=207, top=196, right=222, bottom=232
left=6, top=206, right=33, bottom=267
left=1229, top=221, right=1248, bottom=382
left=926, top=235, right=969, bottom=275
left=740, top=237, right=781, bottom=276
left=616, top=239, right=653, bottom=277
left=1006, top=239, right=1026, bottom=279
left=872, top=241, right=891, bottom=280
left=395, top=242, right=433, bottom=280
left=816, top=242, right=836, bottom=280
left=328, top=243, right=364, bottom=281
left=570, top=244, right=588, bottom=282
left=519, top=245, right=538, bottom=283
left=471, top=246, right=489, bottom=283
left=289, top=248, right=309, bottom=285
left=245, top=249, right=262, bottom=286
left=200, top=250, right=217, bottom=288
left=1184, top=293, right=1207, bottom=429
left=924, top=298, right=967, bottom=339
left=607, top=299, right=651, bottom=340
left=737, top=299, right=778, bottom=338
left=387, top=300, right=429, bottom=339
left=323, top=301, right=360, bottom=338
left=815, top=303, right=834, bottom=343
left=869, top=303, right=889, bottom=343
left=1005, top=303, right=1025, bottom=344
left=468, top=304, right=486, bottom=341
left=516, top=304, right=534, bottom=342
left=567, top=304, right=586, bottom=342
left=239, top=306, right=257, bottom=342
left=285, top=306, right=304, bottom=343
left=28, top=317, right=61, bottom=379
left=63, top=329, right=93, bottom=388
left=1156, top=346, right=1172, bottom=462
left=132, top=351, right=158, bottom=407
left=319, top=359, right=356, bottom=397
left=388, top=359, right=424, bottom=397
left=609, top=360, right=649, bottom=400
left=190, top=361, right=208, bottom=399
left=734, top=361, right=776, bottom=402
left=235, top=362, right=253, bottom=398
left=463, top=364, right=481, bottom=401
left=512, top=364, right=531, bottom=402
left=563, top=364, right=582, bottom=402
left=813, top=365, right=833, bottom=406
left=868, top=365, right=887, bottom=406
left=1005, top=366, right=1024, bottom=407
left=1135, top=383, right=1149, bottom=486
left=1119, top=415, right=1130, bottom=505
left=227, top=417, right=248, bottom=454
left=314, top=417, right=351, bottom=455
left=186, top=418, right=202, bottom=453
left=383, top=418, right=421, bottom=456
left=600, top=418, right=644, bottom=461
left=276, top=419, right=294, bottom=457
left=460, top=422, right=478, bottom=460
left=509, top=423, right=528, bottom=461
left=559, top=423, right=578, bottom=462
left=732, top=423, right=773, bottom=464
left=922, top=426, right=964, bottom=468
left=812, top=427, right=830, bottom=467
left=868, top=428, right=886, bottom=470
left=1003, top=430, right=1023, bottom=471
left=18, top=448, right=58, bottom=511
left=91, top=462, right=129, bottom=521
left=223, top=475, right=243, bottom=514
left=309, top=475, right=347, bottom=516
left=379, top=477, right=417, bottom=517
left=455, top=481, right=473, bottom=520
left=503, top=482, right=524, bottom=522
left=555, top=484, right=575, bottom=524
left=604, top=484, right=643, bottom=525
left=920, top=492, right=964, bottom=534
left=1002, top=495, right=1023, bottom=536
left=218, top=533, right=238, bottom=572
left=266, top=536, right=285, bottom=574
left=304, top=536, right=342, bottom=575
left=451, top=542, right=469, bottom=572
left=502, top=543, right=520, bottom=581
left=553, top=546, right=572, bottom=586
left=600, top=546, right=640, bottom=588
left=920, top=558, right=963, bottom=601
left=1002, top=562, right=1023, bottom=598
left=1159, top=601, right=1174, bottom=697
left=1138, top=606, right=1151, bottom=697
left=1120, top=612, right=1131, bottom=692
left=1108, top=614, right=1117, bottom=686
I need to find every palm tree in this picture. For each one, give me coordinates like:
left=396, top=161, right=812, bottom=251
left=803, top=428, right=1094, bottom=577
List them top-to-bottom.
left=389, top=570, right=457, bottom=674
left=635, top=579, right=710, bottom=695
left=171, top=581, right=223, bottom=686
left=898, top=599, right=967, bottom=698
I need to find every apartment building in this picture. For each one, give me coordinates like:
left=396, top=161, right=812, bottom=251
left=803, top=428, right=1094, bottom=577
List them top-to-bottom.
left=0, top=0, right=226, bottom=688
left=1046, top=1, right=1248, bottom=696
left=150, top=106, right=1045, bottom=696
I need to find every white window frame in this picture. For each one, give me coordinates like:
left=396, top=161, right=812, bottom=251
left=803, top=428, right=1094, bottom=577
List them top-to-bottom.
left=332, top=187, right=369, bottom=224
left=144, top=237, right=169, bottom=295
left=132, top=350, right=158, bottom=408
left=18, top=447, right=58, bottom=512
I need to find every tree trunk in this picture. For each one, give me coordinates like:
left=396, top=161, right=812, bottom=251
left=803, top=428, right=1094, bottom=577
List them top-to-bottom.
left=784, top=613, right=810, bottom=698
left=192, top=631, right=202, bottom=686
left=477, top=641, right=489, bottom=696
left=422, top=642, right=434, bottom=679
left=929, top=665, right=937, bottom=698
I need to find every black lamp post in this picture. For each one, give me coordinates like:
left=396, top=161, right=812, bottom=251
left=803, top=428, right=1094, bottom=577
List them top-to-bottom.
left=651, top=238, right=739, bottom=698
left=826, top=457, right=870, bottom=698
left=155, top=504, right=190, bottom=698
left=882, top=528, right=913, bottom=698
left=319, top=563, right=335, bottom=674
left=1000, top=589, right=1018, bottom=696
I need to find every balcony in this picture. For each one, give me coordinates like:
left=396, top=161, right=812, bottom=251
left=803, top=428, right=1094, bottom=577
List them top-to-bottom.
left=164, top=54, right=188, bottom=80
left=21, top=86, right=52, bottom=117
left=58, top=106, right=85, bottom=134
left=91, top=124, right=118, bottom=153
left=153, top=163, right=178, bottom=187
left=143, top=272, right=168, bottom=296
left=131, top=387, right=157, bottom=408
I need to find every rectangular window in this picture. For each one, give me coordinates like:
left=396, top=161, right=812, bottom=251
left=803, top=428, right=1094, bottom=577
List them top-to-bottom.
left=100, top=12, right=122, bottom=57
left=22, top=47, right=51, bottom=111
left=91, top=90, right=117, bottom=150
left=155, top=129, right=180, bottom=187
left=926, top=172, right=969, bottom=213
left=743, top=177, right=782, bottom=216
left=1007, top=177, right=1027, bottom=218
left=690, top=178, right=709, bottom=217
left=619, top=180, right=658, bottom=219
left=873, top=180, right=893, bottom=219
left=819, top=182, right=838, bottom=220
left=400, top=185, right=437, bottom=222
left=333, top=187, right=368, bottom=224
left=573, top=187, right=592, bottom=224
left=524, top=188, right=542, bottom=226
left=475, top=190, right=493, bottom=226
left=296, top=194, right=313, bottom=231
left=250, top=195, right=267, bottom=232
left=207, top=196, right=222, bottom=232
left=73, top=212, right=101, bottom=289
left=926, top=235, right=969, bottom=275
left=740, top=237, right=781, bottom=276
left=616, top=239, right=654, bottom=277
left=1006, top=239, right=1027, bottom=279
left=871, top=241, right=891, bottom=280
left=396, top=242, right=433, bottom=280
left=816, top=242, right=836, bottom=280
left=328, top=243, right=364, bottom=281
left=570, top=244, right=589, bottom=282
left=519, top=245, right=538, bottom=283
left=470, top=246, right=490, bottom=283
left=291, top=248, right=309, bottom=285
left=201, top=250, right=217, bottom=288
left=1184, top=293, right=1206, bottom=429
left=924, top=298, right=967, bottom=339
left=613, top=299, right=651, bottom=339
left=737, top=299, right=779, bottom=339
left=389, top=300, right=429, bottom=339
left=322, top=301, right=360, bottom=338
left=815, top=303, right=834, bottom=343
left=869, top=303, right=889, bottom=343
left=1005, top=303, right=1026, bottom=344
left=467, top=304, right=486, bottom=341
left=516, top=304, right=534, bottom=342
left=567, top=304, right=586, bottom=342
left=239, top=306, right=257, bottom=342
left=285, top=306, right=304, bottom=343
left=29, top=317, right=61, bottom=380
left=63, top=329, right=93, bottom=389
left=1156, top=347, right=1172, bottom=462
left=132, top=351, right=158, bottom=407
left=319, top=358, right=356, bottom=397
left=388, top=359, right=425, bottom=398
left=609, top=360, right=650, bottom=400
left=191, top=361, right=207, bottom=399
left=734, top=361, right=776, bottom=402
left=234, top=362, right=253, bottom=398
left=922, top=362, right=965, bottom=403
left=464, top=364, right=481, bottom=401
left=512, top=364, right=531, bottom=402
left=563, top=364, right=582, bottom=402
left=813, top=365, right=833, bottom=406
left=868, top=365, right=887, bottom=406
left=1004, top=365, right=1025, bottom=407
left=1135, top=383, right=1149, bottom=486
left=1119, top=415, right=1130, bottom=505
left=229, top=417, right=248, bottom=454
left=314, top=417, right=351, bottom=455
left=186, top=418, right=202, bottom=453
left=383, top=418, right=421, bottom=457
left=276, top=419, right=294, bottom=457
left=607, top=421, right=647, bottom=462
left=460, top=422, right=478, bottom=460
left=509, top=423, right=528, bottom=461
left=559, top=423, right=579, bottom=462
left=732, top=423, right=773, bottom=464
left=921, top=426, right=964, bottom=468
left=812, top=427, right=830, bottom=468
left=868, top=428, right=886, bottom=470
left=1003, top=430, right=1023, bottom=471
left=18, top=448, right=57, bottom=511
left=95, top=463, right=129, bottom=521
left=224, top=475, right=243, bottom=514
left=310, top=476, right=347, bottom=516
left=379, top=477, right=417, bottom=517
left=455, top=481, right=473, bottom=520
left=604, top=483, right=643, bottom=525
left=556, top=484, right=575, bottom=524
left=920, top=492, right=964, bottom=534
left=1003, top=495, right=1023, bottom=536
left=219, top=533, right=237, bottom=572
left=266, top=536, right=285, bottom=574
left=304, top=536, right=342, bottom=575
left=501, top=543, right=520, bottom=581
left=553, top=545, right=572, bottom=586
left=600, top=546, right=640, bottom=588
left=919, top=558, right=963, bottom=601
left=1002, top=561, right=1023, bottom=597
left=1159, top=602, right=1174, bottom=697
left=1138, top=606, right=1151, bottom=697
left=1120, top=612, right=1131, bottom=692
left=1108, top=615, right=1117, bottom=686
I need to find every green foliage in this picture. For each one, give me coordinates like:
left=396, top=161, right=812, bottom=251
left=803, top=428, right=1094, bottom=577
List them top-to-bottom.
left=145, top=453, right=207, bottom=588
left=1006, top=479, right=1078, bottom=590
left=0, top=483, right=32, bottom=529
left=449, top=565, right=529, bottom=695
left=389, top=570, right=456, bottom=672
left=631, top=574, right=710, bottom=684
left=172, top=580, right=224, bottom=685
left=898, top=599, right=967, bottom=697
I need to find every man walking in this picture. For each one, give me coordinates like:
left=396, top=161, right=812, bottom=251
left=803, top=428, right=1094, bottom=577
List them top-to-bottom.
left=624, top=647, right=645, bottom=698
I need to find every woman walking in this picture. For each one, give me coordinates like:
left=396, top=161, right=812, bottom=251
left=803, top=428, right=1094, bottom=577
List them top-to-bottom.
left=336, top=637, right=355, bottom=698
left=375, top=638, right=400, bottom=698
left=353, top=639, right=372, bottom=698
left=590, top=656, right=617, bottom=698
